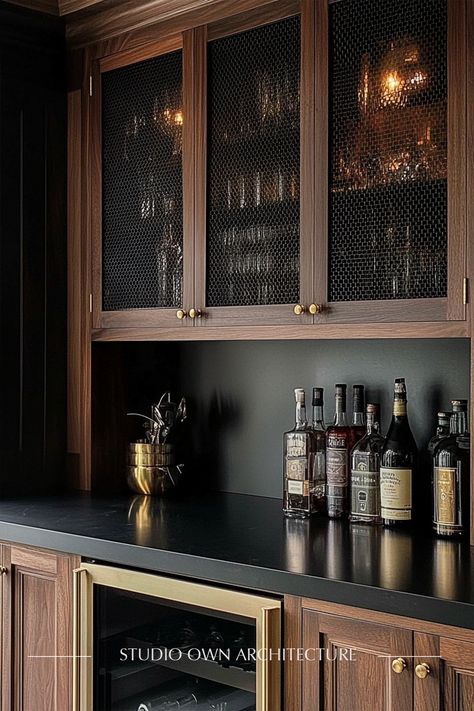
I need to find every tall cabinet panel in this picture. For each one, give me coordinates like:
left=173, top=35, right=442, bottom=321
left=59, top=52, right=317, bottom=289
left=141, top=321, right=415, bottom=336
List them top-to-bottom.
left=314, top=0, right=467, bottom=324
left=194, top=1, right=316, bottom=327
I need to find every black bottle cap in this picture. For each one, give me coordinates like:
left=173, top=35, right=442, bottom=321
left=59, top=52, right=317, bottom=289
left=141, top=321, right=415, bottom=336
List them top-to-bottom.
left=335, top=384, right=347, bottom=392
left=312, top=387, right=324, bottom=406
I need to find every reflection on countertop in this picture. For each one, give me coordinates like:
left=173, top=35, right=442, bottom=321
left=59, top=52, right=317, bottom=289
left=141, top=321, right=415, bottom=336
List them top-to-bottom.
left=0, top=492, right=472, bottom=628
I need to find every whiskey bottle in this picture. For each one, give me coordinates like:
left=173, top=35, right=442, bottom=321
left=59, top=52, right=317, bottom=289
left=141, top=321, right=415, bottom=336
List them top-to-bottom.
left=380, top=378, right=417, bottom=527
left=326, top=384, right=351, bottom=518
left=351, top=384, right=366, bottom=444
left=311, top=387, right=326, bottom=513
left=283, top=389, right=317, bottom=518
left=432, top=400, right=470, bottom=537
left=349, top=403, right=385, bottom=525
left=427, top=411, right=451, bottom=456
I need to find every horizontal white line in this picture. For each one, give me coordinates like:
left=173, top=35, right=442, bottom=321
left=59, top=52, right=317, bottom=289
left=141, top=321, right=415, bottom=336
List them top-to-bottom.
left=377, top=655, right=441, bottom=659
left=28, top=656, right=92, bottom=659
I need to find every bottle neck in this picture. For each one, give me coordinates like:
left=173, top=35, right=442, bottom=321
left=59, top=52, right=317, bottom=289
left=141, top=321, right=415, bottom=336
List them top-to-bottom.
left=392, top=397, right=407, bottom=420
left=334, top=400, right=347, bottom=426
left=295, top=402, right=308, bottom=430
left=312, top=405, right=324, bottom=427
left=352, top=410, right=365, bottom=426
left=450, top=411, right=468, bottom=436
left=366, top=413, right=379, bottom=435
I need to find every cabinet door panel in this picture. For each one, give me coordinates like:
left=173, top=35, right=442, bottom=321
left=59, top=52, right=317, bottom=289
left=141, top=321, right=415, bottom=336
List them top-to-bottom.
left=317, top=0, right=467, bottom=323
left=194, top=2, right=315, bottom=327
left=92, top=38, right=195, bottom=329
left=1, top=545, right=77, bottom=711
left=302, top=609, right=413, bottom=711
left=440, top=638, right=474, bottom=711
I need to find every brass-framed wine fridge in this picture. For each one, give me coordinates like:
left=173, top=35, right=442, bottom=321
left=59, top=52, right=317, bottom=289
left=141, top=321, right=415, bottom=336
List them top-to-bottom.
left=73, top=562, right=281, bottom=711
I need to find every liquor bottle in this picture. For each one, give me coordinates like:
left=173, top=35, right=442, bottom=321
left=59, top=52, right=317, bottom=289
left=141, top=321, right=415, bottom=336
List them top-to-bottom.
left=380, top=378, right=417, bottom=527
left=326, top=384, right=352, bottom=518
left=351, top=384, right=366, bottom=444
left=311, top=387, right=326, bottom=513
left=283, top=389, right=317, bottom=518
left=432, top=400, right=470, bottom=538
left=349, top=403, right=385, bottom=525
left=427, top=411, right=451, bottom=456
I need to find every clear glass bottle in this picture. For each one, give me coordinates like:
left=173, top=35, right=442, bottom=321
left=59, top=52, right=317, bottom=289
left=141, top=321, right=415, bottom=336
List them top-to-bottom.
left=380, top=378, right=417, bottom=528
left=326, top=384, right=351, bottom=518
left=351, top=384, right=366, bottom=445
left=311, top=387, right=326, bottom=513
left=283, top=389, right=317, bottom=518
left=432, top=400, right=470, bottom=538
left=349, top=403, right=385, bottom=525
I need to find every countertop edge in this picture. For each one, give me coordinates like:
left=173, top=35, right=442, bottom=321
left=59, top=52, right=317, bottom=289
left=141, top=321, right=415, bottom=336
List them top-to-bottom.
left=0, top=519, right=472, bottom=631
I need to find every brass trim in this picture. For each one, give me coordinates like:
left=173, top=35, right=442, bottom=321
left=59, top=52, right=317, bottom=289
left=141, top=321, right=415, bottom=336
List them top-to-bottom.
left=463, top=277, right=469, bottom=305
left=75, top=563, right=281, bottom=711
left=0, top=566, right=7, bottom=575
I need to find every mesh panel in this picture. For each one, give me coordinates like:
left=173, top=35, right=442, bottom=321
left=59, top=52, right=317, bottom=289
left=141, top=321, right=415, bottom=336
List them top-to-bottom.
left=329, top=0, right=447, bottom=302
left=206, top=16, right=300, bottom=308
left=102, top=51, right=183, bottom=311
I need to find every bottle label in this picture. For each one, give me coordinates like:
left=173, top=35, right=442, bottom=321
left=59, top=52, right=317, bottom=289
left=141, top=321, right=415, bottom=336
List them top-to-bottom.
left=393, top=401, right=407, bottom=416
left=287, top=433, right=307, bottom=457
left=327, top=447, right=348, bottom=486
left=286, top=459, right=307, bottom=480
left=351, top=465, right=379, bottom=518
left=380, top=467, right=412, bottom=520
left=433, top=467, right=456, bottom=525
left=287, top=480, right=309, bottom=496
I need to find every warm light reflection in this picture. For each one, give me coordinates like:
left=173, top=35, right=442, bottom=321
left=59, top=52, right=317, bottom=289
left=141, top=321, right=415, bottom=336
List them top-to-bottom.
left=378, top=39, right=428, bottom=108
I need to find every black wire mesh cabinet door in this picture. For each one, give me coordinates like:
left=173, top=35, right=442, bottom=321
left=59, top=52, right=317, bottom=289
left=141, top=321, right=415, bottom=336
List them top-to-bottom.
left=327, top=0, right=464, bottom=323
left=205, top=15, right=304, bottom=322
left=102, top=50, right=184, bottom=315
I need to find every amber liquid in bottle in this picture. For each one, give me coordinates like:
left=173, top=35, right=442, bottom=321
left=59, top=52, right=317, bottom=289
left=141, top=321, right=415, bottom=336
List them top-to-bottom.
left=380, top=378, right=417, bottom=528
left=326, top=384, right=351, bottom=518
left=432, top=400, right=470, bottom=538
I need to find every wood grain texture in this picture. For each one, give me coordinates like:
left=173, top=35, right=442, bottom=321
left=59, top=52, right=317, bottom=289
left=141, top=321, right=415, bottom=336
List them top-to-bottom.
left=59, top=0, right=105, bottom=15
left=66, top=0, right=288, bottom=48
left=207, top=0, right=299, bottom=40
left=299, top=0, right=316, bottom=316
left=313, top=0, right=328, bottom=309
left=447, top=0, right=468, bottom=321
left=466, top=0, right=474, bottom=545
left=192, top=24, right=207, bottom=325
left=99, top=32, right=181, bottom=71
left=68, top=90, right=82, bottom=461
left=317, top=298, right=449, bottom=324
left=91, top=319, right=469, bottom=342
left=1, top=544, right=80, bottom=711
left=284, top=596, right=302, bottom=711
left=302, top=598, right=474, bottom=645
left=303, top=608, right=413, bottom=711
left=414, top=633, right=440, bottom=711
left=440, top=637, right=474, bottom=711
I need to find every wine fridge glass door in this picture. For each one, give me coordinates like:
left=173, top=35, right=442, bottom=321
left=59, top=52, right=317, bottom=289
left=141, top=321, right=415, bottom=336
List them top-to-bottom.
left=93, top=585, right=258, bottom=711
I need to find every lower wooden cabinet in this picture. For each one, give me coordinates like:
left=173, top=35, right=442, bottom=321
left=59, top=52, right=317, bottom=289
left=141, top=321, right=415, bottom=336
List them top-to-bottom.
left=0, top=543, right=78, bottom=711
left=301, top=602, right=474, bottom=711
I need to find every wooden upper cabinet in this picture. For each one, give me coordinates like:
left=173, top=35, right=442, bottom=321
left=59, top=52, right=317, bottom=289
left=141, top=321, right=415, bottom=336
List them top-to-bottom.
left=89, top=0, right=469, bottom=333
left=193, top=0, right=315, bottom=327
left=313, top=0, right=468, bottom=325
left=91, top=36, right=194, bottom=329
left=302, top=609, right=413, bottom=711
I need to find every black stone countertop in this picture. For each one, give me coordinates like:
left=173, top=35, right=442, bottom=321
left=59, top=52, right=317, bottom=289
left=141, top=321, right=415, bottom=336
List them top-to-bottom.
left=0, top=493, right=472, bottom=629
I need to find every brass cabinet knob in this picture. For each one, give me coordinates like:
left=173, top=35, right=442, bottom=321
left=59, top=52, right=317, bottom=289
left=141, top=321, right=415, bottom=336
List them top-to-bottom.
left=308, top=303, right=324, bottom=315
left=293, top=304, right=306, bottom=316
left=189, top=308, right=202, bottom=319
left=176, top=309, right=187, bottom=320
left=0, top=566, right=7, bottom=575
left=392, top=658, right=407, bottom=674
left=415, top=663, right=431, bottom=679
